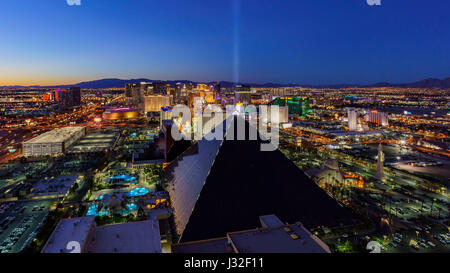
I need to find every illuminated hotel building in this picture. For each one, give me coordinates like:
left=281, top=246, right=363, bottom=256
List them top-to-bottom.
left=126, top=82, right=171, bottom=108
left=213, top=82, right=221, bottom=98
left=125, top=83, right=141, bottom=105
left=149, top=83, right=171, bottom=95
left=175, top=83, right=194, bottom=104
left=195, top=83, right=216, bottom=104
left=234, top=85, right=252, bottom=105
left=53, top=87, right=81, bottom=109
left=70, top=87, right=81, bottom=106
left=42, top=92, right=54, bottom=101
left=144, top=95, right=173, bottom=113
left=193, top=97, right=204, bottom=115
left=271, top=97, right=310, bottom=117
left=261, top=106, right=289, bottom=124
left=160, top=107, right=173, bottom=127
left=347, top=108, right=358, bottom=131
left=365, top=110, right=389, bottom=127
left=376, top=143, right=385, bottom=180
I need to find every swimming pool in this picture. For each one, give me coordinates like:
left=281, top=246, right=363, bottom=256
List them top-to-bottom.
left=110, top=174, right=136, bottom=182
left=125, top=187, right=149, bottom=197
left=86, top=203, right=138, bottom=216
left=116, top=203, right=138, bottom=216
left=127, top=203, right=137, bottom=210
left=86, top=204, right=108, bottom=217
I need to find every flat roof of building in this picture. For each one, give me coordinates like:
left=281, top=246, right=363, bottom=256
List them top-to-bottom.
left=24, top=127, right=85, bottom=144
left=68, top=131, right=119, bottom=152
left=32, top=174, right=78, bottom=196
left=259, top=214, right=285, bottom=228
left=173, top=215, right=331, bottom=253
left=41, top=216, right=95, bottom=253
left=42, top=217, right=162, bottom=253
left=86, top=219, right=161, bottom=253
left=228, top=223, right=330, bottom=253
left=172, top=237, right=231, bottom=253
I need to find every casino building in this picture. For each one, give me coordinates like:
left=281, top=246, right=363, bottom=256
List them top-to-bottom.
left=102, top=108, right=140, bottom=121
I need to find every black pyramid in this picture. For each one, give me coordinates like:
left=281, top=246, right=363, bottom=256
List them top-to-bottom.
left=164, top=116, right=355, bottom=243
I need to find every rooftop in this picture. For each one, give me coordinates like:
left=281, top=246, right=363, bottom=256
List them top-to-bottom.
left=24, top=127, right=85, bottom=144
left=68, top=131, right=119, bottom=152
left=32, top=174, right=78, bottom=196
left=259, top=214, right=285, bottom=228
left=172, top=215, right=331, bottom=253
left=41, top=216, right=95, bottom=253
left=41, top=217, right=162, bottom=253
left=86, top=218, right=162, bottom=253
left=227, top=223, right=331, bottom=253
left=171, top=237, right=232, bottom=253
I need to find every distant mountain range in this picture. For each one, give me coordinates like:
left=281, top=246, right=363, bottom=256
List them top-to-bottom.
left=2, top=77, right=450, bottom=89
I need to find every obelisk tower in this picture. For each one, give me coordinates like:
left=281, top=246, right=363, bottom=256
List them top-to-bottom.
left=376, top=143, right=384, bottom=180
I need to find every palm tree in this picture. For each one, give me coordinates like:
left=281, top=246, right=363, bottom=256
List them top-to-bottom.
left=430, top=198, right=436, bottom=215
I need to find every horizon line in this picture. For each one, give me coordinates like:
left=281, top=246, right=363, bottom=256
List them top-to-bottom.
left=1, top=76, right=449, bottom=88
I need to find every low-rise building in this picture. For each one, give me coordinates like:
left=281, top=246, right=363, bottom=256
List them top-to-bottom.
left=23, top=127, right=86, bottom=157
left=31, top=174, right=79, bottom=199
left=172, top=215, right=330, bottom=253
left=41, top=216, right=162, bottom=253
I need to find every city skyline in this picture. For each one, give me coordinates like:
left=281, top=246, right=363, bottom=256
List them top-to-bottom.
left=0, top=0, right=449, bottom=258
left=1, top=0, right=450, bottom=86
left=2, top=75, right=450, bottom=89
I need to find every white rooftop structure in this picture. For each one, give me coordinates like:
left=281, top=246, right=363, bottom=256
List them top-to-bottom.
left=24, top=127, right=86, bottom=144
left=41, top=216, right=162, bottom=253
left=41, top=216, right=95, bottom=253
left=228, top=217, right=331, bottom=253
left=86, top=218, right=162, bottom=253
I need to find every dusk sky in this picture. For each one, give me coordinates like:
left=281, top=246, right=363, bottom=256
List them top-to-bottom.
left=0, top=0, right=449, bottom=86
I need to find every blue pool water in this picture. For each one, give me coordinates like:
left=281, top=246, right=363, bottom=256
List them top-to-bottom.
left=110, top=174, right=136, bottom=182
left=125, top=187, right=149, bottom=197
left=87, top=203, right=138, bottom=216
left=116, top=203, right=138, bottom=216
left=127, top=203, right=137, bottom=210
left=86, top=204, right=108, bottom=216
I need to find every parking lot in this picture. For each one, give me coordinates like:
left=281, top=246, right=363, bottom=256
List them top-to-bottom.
left=0, top=199, right=58, bottom=253
left=383, top=228, right=450, bottom=253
